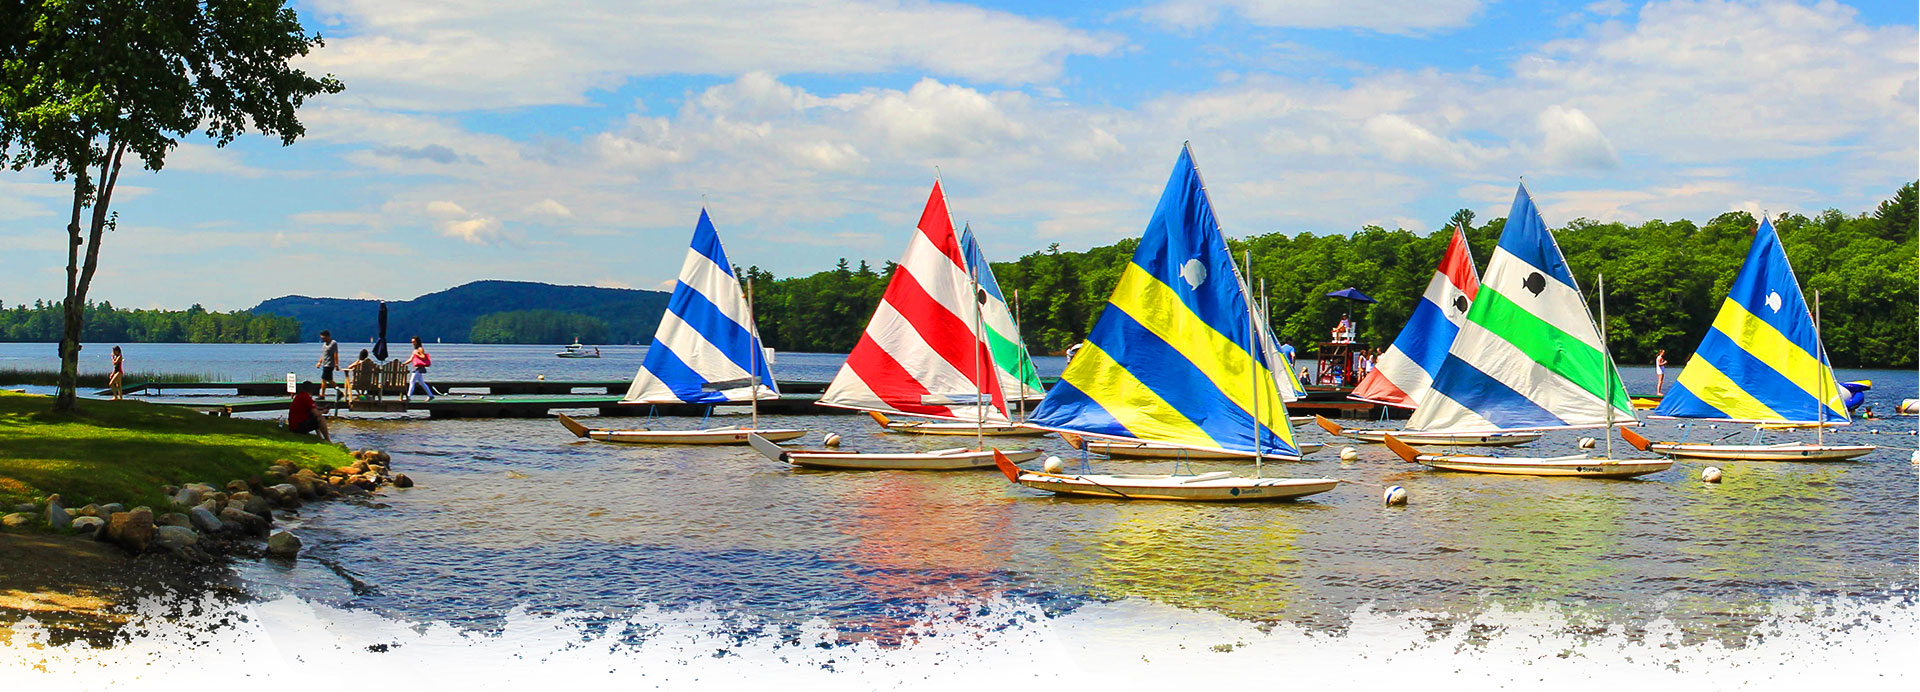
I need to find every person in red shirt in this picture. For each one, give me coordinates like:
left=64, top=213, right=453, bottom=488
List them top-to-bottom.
left=287, top=390, right=330, bottom=442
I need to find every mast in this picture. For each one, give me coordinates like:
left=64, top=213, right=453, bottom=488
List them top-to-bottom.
left=1246, top=251, right=1263, bottom=475
left=972, top=259, right=985, bottom=449
left=746, top=273, right=760, bottom=431
left=1600, top=273, right=1612, bottom=459
left=1013, top=288, right=1028, bottom=422
left=1816, top=289, right=1824, bottom=445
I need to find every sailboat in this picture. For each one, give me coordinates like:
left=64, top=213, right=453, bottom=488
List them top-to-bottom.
left=991, top=144, right=1339, bottom=501
left=750, top=179, right=1042, bottom=470
left=1381, top=184, right=1670, bottom=478
left=558, top=209, right=806, bottom=445
left=1621, top=217, right=1874, bottom=461
left=863, top=224, right=1049, bottom=438
left=1319, top=224, right=1541, bottom=446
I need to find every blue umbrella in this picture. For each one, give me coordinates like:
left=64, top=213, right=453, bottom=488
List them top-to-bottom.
left=1324, top=287, right=1376, bottom=303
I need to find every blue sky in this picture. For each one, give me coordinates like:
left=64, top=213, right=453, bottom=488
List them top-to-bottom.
left=2, top=0, right=1914, bottom=310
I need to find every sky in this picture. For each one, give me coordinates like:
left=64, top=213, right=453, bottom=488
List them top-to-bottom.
left=0, top=0, right=1915, bottom=310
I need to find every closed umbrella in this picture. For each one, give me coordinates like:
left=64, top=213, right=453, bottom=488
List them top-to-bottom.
left=373, top=301, right=389, bottom=361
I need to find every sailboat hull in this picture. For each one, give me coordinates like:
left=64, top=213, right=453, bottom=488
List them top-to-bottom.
left=558, top=414, right=805, bottom=445
left=873, top=420, right=1049, bottom=437
left=1338, top=429, right=1540, bottom=446
left=748, top=433, right=1040, bottom=470
left=1077, top=438, right=1320, bottom=460
left=1644, top=441, right=1875, bottom=462
left=1415, top=454, right=1671, bottom=478
left=1010, top=471, right=1338, bottom=502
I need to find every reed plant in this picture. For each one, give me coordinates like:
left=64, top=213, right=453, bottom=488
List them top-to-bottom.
left=0, top=368, right=216, bottom=388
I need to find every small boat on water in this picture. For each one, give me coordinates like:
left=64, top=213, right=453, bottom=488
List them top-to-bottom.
left=995, top=145, right=1336, bottom=502
left=1381, top=183, right=1665, bottom=479
left=561, top=208, right=806, bottom=446
left=1633, top=217, right=1874, bottom=462
left=556, top=341, right=600, bottom=358
left=866, top=411, right=1046, bottom=437
left=1314, top=415, right=1540, bottom=446
left=1060, top=432, right=1321, bottom=460
left=750, top=434, right=1041, bottom=470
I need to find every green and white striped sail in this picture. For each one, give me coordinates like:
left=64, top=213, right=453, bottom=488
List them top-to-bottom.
left=1406, top=184, right=1634, bottom=433
left=961, top=225, right=1045, bottom=405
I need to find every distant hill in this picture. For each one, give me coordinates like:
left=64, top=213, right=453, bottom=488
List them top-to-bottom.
left=252, top=280, right=670, bottom=344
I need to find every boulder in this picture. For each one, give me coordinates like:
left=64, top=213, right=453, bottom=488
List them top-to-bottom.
left=371, top=450, right=391, bottom=464
left=350, top=459, right=370, bottom=473
left=329, top=465, right=357, bottom=478
left=289, top=470, right=321, bottom=498
left=392, top=473, right=414, bottom=488
left=348, top=474, right=378, bottom=490
left=328, top=476, right=345, bottom=487
left=225, top=480, right=250, bottom=495
left=264, top=484, right=301, bottom=507
left=335, top=484, right=371, bottom=498
left=209, top=491, right=228, bottom=506
left=238, top=492, right=273, bottom=517
left=197, top=499, right=221, bottom=514
left=46, top=500, right=70, bottom=530
left=9, top=503, right=35, bottom=513
left=74, top=503, right=101, bottom=518
left=99, top=503, right=125, bottom=516
left=188, top=506, right=224, bottom=533
left=219, top=507, right=269, bottom=536
left=105, top=508, right=156, bottom=553
left=2, top=512, right=31, bottom=529
left=159, top=512, right=193, bottom=528
left=70, top=516, right=105, bottom=536
left=154, top=525, right=198, bottom=550
left=266, top=530, right=301, bottom=557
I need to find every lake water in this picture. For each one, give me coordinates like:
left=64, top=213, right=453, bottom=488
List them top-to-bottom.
left=3, top=342, right=1916, bottom=649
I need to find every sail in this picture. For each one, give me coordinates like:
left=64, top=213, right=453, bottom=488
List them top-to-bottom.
left=1026, top=146, right=1296, bottom=456
left=819, top=181, right=1009, bottom=423
left=1406, top=185, right=1633, bottom=432
left=624, top=209, right=778, bottom=404
left=1653, top=218, right=1848, bottom=423
left=960, top=224, right=1045, bottom=404
left=1351, top=225, right=1480, bottom=408
left=1251, top=289, right=1303, bottom=402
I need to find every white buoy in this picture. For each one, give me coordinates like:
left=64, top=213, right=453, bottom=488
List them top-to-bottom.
left=537, top=374, right=546, bottom=381
left=823, top=433, right=842, bottom=448
left=1577, top=437, right=1596, bottom=449
left=1339, top=446, right=1359, bottom=461
left=1909, top=450, right=1919, bottom=465
left=1043, top=456, right=1065, bottom=474
left=1701, top=466, right=1723, bottom=483
left=1384, top=485, right=1408, bottom=506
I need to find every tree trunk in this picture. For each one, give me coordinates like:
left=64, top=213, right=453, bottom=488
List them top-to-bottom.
left=52, top=140, right=127, bottom=414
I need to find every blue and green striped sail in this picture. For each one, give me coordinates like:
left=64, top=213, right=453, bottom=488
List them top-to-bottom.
left=1027, top=146, right=1296, bottom=456
left=1653, top=218, right=1848, bottom=423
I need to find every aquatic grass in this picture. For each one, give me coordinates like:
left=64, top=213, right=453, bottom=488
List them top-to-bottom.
left=0, top=368, right=218, bottom=388
left=0, top=390, right=353, bottom=509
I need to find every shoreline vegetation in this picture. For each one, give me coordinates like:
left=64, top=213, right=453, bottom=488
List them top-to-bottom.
left=0, top=368, right=215, bottom=388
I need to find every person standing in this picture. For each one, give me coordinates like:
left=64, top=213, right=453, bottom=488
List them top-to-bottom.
left=316, top=330, right=340, bottom=400
left=405, top=336, right=436, bottom=401
left=108, top=346, right=124, bottom=401
left=1653, top=349, right=1668, bottom=395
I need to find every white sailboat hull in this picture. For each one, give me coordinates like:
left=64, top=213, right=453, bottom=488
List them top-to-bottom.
left=866, top=412, right=1047, bottom=437
left=559, top=414, right=805, bottom=445
left=1315, top=415, right=1539, bottom=446
left=749, top=433, right=1040, bottom=470
left=1383, top=433, right=1668, bottom=478
left=1071, top=436, right=1321, bottom=460
left=1645, top=442, right=1875, bottom=462
left=1004, top=469, right=1338, bottom=502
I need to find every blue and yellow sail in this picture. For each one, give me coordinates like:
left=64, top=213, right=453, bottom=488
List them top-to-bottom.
left=1027, top=146, right=1296, bottom=456
left=1654, top=218, right=1848, bottom=424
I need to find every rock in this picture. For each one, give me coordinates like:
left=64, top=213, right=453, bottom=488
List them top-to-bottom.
left=371, top=450, right=390, bottom=464
left=350, top=459, right=370, bottom=473
left=329, top=465, right=357, bottom=478
left=263, top=470, right=286, bottom=485
left=289, top=470, right=321, bottom=498
left=392, top=473, right=414, bottom=488
left=348, top=474, right=377, bottom=490
left=328, top=476, right=345, bottom=487
left=225, top=480, right=250, bottom=495
left=183, top=483, right=217, bottom=497
left=265, top=484, right=301, bottom=507
left=335, top=484, right=371, bottom=498
left=171, top=487, right=203, bottom=509
left=209, top=491, right=228, bottom=506
left=239, top=492, right=273, bottom=517
left=197, top=499, right=221, bottom=514
left=46, top=501, right=70, bottom=530
left=9, top=503, right=35, bottom=513
left=74, top=503, right=100, bottom=518
left=99, top=503, right=125, bottom=516
left=188, top=506, right=224, bottom=533
left=219, top=507, right=268, bottom=536
left=105, top=509, right=156, bottom=553
left=2, top=512, right=31, bottom=529
left=159, top=512, right=193, bottom=528
left=70, top=516, right=105, bottom=536
left=154, top=525, right=198, bottom=550
left=266, top=530, right=301, bottom=557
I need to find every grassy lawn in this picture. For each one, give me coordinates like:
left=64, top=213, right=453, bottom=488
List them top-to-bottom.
left=0, top=390, right=354, bottom=509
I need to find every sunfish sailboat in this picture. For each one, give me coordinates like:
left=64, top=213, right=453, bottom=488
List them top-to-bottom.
left=993, top=145, right=1338, bottom=501
left=752, top=179, right=1041, bottom=470
left=1383, top=184, right=1669, bottom=478
left=559, top=209, right=805, bottom=445
left=1622, top=217, right=1874, bottom=461
left=863, top=223, right=1048, bottom=438
left=1320, top=224, right=1541, bottom=446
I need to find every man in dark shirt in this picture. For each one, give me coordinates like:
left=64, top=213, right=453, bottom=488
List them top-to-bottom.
left=316, top=330, right=339, bottom=400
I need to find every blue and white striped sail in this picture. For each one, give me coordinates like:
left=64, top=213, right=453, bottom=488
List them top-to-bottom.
left=624, top=209, right=779, bottom=404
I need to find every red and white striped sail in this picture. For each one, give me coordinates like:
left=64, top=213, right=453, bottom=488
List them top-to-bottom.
left=819, top=181, right=1009, bottom=423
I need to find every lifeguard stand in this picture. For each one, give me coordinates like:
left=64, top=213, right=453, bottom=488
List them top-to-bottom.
left=1313, top=317, right=1364, bottom=388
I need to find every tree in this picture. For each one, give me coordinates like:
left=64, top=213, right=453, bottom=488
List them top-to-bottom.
left=1, top=0, right=342, bottom=412
left=1448, top=208, right=1475, bottom=230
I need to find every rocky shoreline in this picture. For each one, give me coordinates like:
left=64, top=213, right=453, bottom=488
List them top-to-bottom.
left=2, top=449, right=412, bottom=562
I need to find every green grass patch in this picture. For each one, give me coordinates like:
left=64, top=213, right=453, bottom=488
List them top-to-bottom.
left=0, top=368, right=217, bottom=388
left=0, top=390, right=353, bottom=509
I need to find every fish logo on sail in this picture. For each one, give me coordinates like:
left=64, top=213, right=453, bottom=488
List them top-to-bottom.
left=1181, top=258, right=1206, bottom=288
left=1522, top=272, right=1547, bottom=296
left=1766, top=291, right=1782, bottom=313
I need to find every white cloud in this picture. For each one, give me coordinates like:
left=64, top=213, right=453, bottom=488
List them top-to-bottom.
left=301, top=0, right=1120, bottom=110
left=1138, top=0, right=1486, bottom=35
left=1537, top=105, right=1622, bottom=170
left=526, top=199, right=573, bottom=218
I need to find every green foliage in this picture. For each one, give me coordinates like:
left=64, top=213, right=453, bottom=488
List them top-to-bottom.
left=745, top=182, right=1917, bottom=367
left=0, top=299, right=300, bottom=343
left=469, top=310, right=610, bottom=345
left=0, top=390, right=352, bottom=509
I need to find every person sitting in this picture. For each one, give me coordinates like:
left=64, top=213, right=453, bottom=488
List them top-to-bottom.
left=343, top=349, right=378, bottom=401
left=287, top=390, right=330, bottom=442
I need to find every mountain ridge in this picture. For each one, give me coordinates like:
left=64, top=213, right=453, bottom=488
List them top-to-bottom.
left=251, top=280, right=670, bottom=344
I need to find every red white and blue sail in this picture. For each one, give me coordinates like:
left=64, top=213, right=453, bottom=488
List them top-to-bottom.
left=819, top=181, right=1009, bottom=423
left=624, top=209, right=779, bottom=404
left=1350, top=225, right=1480, bottom=408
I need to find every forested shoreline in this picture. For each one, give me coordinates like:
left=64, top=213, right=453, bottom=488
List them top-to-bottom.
left=752, top=182, right=1917, bottom=368
left=0, top=301, right=300, bottom=344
